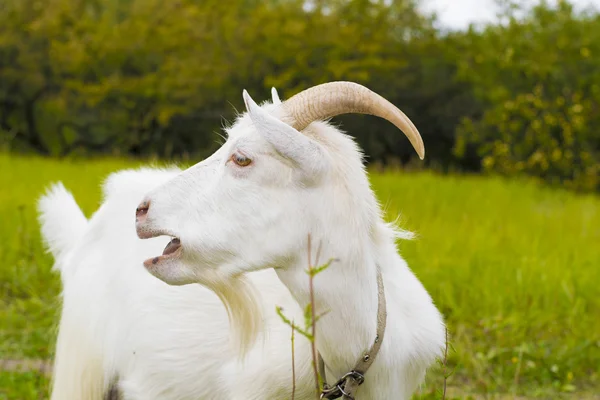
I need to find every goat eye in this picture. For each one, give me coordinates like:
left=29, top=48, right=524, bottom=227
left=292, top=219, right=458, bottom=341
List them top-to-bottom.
left=231, top=153, right=252, bottom=167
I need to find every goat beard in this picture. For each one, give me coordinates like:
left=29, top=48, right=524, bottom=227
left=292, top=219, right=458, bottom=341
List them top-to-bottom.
left=210, top=275, right=264, bottom=360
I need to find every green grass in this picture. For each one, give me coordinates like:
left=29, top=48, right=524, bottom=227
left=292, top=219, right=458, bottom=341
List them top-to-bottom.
left=1, top=152, right=599, bottom=399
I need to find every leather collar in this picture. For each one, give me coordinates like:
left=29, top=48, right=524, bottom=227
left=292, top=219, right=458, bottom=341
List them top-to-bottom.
left=318, top=263, right=387, bottom=399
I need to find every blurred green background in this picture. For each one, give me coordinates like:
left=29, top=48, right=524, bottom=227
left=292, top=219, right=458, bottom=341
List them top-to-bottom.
left=1, top=0, right=599, bottom=399
left=1, top=0, right=599, bottom=191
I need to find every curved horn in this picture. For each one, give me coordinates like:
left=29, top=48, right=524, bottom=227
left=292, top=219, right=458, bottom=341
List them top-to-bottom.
left=280, top=81, right=425, bottom=159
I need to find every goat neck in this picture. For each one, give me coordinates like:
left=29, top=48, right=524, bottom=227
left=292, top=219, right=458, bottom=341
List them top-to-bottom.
left=275, top=226, right=397, bottom=398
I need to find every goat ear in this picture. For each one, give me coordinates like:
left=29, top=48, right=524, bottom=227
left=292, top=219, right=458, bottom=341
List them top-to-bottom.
left=271, top=87, right=281, bottom=105
left=242, top=89, right=329, bottom=181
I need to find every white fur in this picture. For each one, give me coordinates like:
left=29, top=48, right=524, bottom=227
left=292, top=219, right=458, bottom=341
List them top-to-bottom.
left=39, top=87, right=445, bottom=399
left=38, top=182, right=87, bottom=280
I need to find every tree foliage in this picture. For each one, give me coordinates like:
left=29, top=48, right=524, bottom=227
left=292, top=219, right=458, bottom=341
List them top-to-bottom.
left=0, top=0, right=598, bottom=191
left=454, top=0, right=600, bottom=191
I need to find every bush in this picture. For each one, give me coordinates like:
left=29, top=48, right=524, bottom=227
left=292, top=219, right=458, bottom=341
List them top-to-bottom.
left=453, top=1, right=600, bottom=191
left=456, top=85, right=599, bottom=191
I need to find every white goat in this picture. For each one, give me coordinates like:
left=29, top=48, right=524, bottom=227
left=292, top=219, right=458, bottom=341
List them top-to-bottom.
left=39, top=81, right=445, bottom=400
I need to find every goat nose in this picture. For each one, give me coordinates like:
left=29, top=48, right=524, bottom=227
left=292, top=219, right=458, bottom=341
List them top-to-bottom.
left=136, top=200, right=150, bottom=223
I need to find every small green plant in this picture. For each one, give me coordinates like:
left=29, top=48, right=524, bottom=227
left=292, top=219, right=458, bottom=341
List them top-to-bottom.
left=276, top=234, right=336, bottom=399
left=439, top=328, right=455, bottom=400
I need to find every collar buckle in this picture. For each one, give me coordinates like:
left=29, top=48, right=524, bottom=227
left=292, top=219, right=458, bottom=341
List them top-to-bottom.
left=320, top=371, right=365, bottom=400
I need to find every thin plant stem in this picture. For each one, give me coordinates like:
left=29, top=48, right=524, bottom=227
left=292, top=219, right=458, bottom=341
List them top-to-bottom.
left=307, top=234, right=320, bottom=398
left=291, top=321, right=296, bottom=400
left=442, top=327, right=449, bottom=400
left=512, top=344, right=524, bottom=395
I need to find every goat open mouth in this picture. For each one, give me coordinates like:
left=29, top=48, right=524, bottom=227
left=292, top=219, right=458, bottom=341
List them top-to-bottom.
left=143, top=237, right=182, bottom=268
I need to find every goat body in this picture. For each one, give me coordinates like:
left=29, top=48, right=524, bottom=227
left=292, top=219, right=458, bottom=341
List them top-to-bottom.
left=39, top=84, right=445, bottom=399
left=40, top=171, right=317, bottom=400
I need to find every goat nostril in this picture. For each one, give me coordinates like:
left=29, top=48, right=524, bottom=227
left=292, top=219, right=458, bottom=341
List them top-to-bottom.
left=136, top=201, right=150, bottom=220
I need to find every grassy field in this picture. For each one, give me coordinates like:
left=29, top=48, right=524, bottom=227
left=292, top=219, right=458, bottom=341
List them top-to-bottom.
left=1, top=152, right=599, bottom=399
